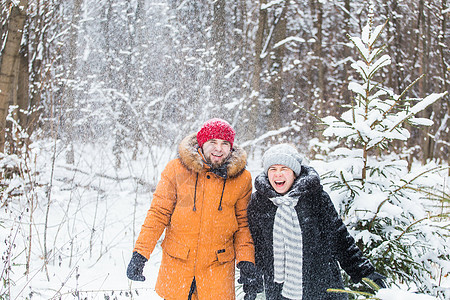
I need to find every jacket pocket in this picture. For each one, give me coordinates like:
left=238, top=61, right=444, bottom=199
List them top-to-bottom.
left=161, top=237, right=190, bottom=260
left=215, top=243, right=235, bottom=263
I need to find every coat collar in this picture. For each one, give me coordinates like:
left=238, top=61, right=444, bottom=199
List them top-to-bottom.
left=178, top=133, right=248, bottom=179
left=254, top=165, right=322, bottom=199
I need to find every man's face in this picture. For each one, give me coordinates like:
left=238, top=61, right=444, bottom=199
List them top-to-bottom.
left=202, top=139, right=232, bottom=168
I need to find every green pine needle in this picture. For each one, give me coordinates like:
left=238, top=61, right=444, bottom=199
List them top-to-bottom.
left=362, top=277, right=382, bottom=291
left=327, top=288, right=376, bottom=297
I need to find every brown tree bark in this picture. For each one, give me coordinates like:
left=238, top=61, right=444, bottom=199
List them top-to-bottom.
left=0, top=0, right=28, bottom=154
left=26, top=0, right=48, bottom=143
left=64, top=0, right=82, bottom=164
left=212, top=0, right=226, bottom=106
left=247, top=0, right=267, bottom=140
left=309, top=0, right=325, bottom=140
left=341, top=0, right=351, bottom=103
left=417, top=0, right=434, bottom=163
left=436, top=0, right=449, bottom=166
left=268, top=1, right=288, bottom=130
left=314, top=2, right=325, bottom=105
left=9, top=45, right=28, bottom=154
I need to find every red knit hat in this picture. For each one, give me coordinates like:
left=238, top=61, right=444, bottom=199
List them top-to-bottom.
left=197, top=118, right=236, bottom=149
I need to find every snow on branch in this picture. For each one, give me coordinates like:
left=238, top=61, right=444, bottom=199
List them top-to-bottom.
left=261, top=0, right=285, bottom=10
left=273, top=36, right=307, bottom=49
left=241, top=124, right=296, bottom=148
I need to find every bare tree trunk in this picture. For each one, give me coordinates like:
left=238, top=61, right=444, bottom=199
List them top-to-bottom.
left=0, top=0, right=28, bottom=155
left=26, top=0, right=46, bottom=142
left=64, top=0, right=82, bottom=164
left=212, top=0, right=226, bottom=106
left=247, top=0, right=267, bottom=140
left=310, top=0, right=325, bottom=140
left=341, top=0, right=351, bottom=103
left=388, top=0, right=405, bottom=94
left=416, top=0, right=434, bottom=163
left=436, top=0, right=449, bottom=166
left=268, top=1, right=288, bottom=130
left=315, top=2, right=325, bottom=104
left=10, top=45, right=29, bottom=154
left=16, top=46, right=29, bottom=133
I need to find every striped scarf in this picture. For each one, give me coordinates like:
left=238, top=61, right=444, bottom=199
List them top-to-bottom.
left=270, top=195, right=303, bottom=299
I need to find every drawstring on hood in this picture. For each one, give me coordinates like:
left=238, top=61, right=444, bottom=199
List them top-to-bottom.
left=192, top=147, right=229, bottom=212
left=191, top=173, right=226, bottom=212
left=193, top=173, right=199, bottom=212
left=218, top=179, right=226, bottom=211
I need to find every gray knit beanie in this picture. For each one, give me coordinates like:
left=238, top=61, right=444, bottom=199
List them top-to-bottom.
left=263, top=144, right=304, bottom=176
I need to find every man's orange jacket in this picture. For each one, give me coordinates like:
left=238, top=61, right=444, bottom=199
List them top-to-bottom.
left=134, top=133, right=255, bottom=300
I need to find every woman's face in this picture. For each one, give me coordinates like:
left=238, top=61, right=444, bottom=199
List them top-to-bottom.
left=267, top=164, right=296, bottom=195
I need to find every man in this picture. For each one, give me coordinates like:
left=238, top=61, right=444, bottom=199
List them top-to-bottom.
left=126, top=118, right=261, bottom=300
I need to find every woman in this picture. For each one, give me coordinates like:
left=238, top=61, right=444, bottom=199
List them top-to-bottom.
left=246, top=144, right=385, bottom=300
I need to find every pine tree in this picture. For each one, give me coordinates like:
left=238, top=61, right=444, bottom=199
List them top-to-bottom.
left=319, top=5, right=449, bottom=298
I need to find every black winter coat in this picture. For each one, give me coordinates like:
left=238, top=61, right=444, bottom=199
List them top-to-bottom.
left=247, top=166, right=375, bottom=300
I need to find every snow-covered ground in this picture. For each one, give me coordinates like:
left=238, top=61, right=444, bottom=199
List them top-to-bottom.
left=1, top=140, right=447, bottom=299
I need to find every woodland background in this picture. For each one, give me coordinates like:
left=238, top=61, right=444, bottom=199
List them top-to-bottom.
left=0, top=0, right=448, bottom=163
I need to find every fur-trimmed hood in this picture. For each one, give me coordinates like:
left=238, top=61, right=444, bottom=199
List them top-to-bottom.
left=178, top=133, right=248, bottom=179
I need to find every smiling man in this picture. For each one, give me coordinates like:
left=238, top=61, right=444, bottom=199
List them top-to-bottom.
left=126, top=118, right=260, bottom=300
left=201, top=139, right=231, bottom=168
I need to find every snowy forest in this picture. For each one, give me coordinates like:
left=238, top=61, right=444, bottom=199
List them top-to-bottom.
left=0, top=0, right=449, bottom=299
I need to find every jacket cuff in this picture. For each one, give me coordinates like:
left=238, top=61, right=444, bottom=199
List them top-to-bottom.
left=132, top=251, right=148, bottom=263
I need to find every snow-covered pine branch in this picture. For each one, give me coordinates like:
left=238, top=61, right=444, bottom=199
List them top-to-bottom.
left=318, top=16, right=450, bottom=299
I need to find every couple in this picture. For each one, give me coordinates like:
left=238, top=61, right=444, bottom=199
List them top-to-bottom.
left=126, top=118, right=385, bottom=300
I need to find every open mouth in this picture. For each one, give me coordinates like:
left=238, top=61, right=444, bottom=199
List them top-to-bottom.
left=212, top=153, right=223, bottom=158
left=274, top=180, right=285, bottom=187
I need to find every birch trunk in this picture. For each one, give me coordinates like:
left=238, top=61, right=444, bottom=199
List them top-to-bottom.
left=0, top=0, right=28, bottom=154
left=268, top=1, right=287, bottom=130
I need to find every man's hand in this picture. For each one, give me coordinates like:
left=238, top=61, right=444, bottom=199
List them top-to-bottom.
left=126, top=252, right=147, bottom=281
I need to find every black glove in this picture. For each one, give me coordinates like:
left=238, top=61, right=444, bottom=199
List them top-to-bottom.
left=127, top=252, right=147, bottom=281
left=237, top=261, right=264, bottom=300
left=364, top=272, right=387, bottom=289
